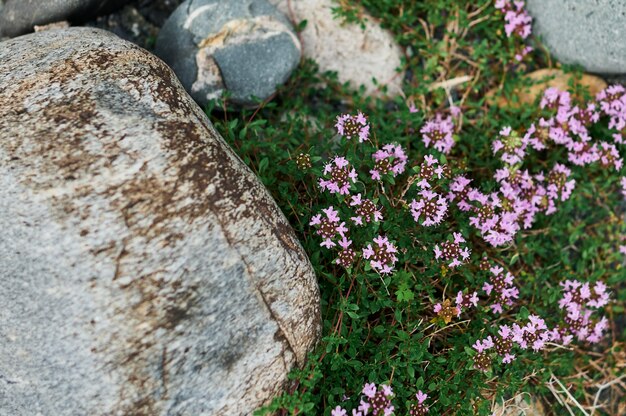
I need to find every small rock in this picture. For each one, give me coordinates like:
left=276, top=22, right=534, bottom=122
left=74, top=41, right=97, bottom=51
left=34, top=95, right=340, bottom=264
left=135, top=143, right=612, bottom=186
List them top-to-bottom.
left=0, top=0, right=127, bottom=38
left=155, top=0, right=301, bottom=107
left=268, top=0, right=405, bottom=97
left=527, top=0, right=626, bottom=74
left=0, top=27, right=320, bottom=415
left=486, top=69, right=607, bottom=108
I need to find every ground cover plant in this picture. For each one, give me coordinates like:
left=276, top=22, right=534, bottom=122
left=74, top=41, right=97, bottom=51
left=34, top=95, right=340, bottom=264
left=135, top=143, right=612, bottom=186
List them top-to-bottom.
left=207, top=1, right=626, bottom=414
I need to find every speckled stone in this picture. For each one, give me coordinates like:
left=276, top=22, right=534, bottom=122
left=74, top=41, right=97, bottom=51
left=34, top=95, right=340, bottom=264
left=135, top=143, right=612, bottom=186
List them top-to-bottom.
left=0, top=0, right=128, bottom=37
left=155, top=0, right=300, bottom=107
left=268, top=0, right=405, bottom=97
left=527, top=0, right=626, bottom=74
left=0, top=28, right=320, bottom=415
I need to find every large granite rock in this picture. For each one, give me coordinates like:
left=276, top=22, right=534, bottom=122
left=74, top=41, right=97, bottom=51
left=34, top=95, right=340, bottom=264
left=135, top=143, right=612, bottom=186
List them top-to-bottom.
left=0, top=0, right=128, bottom=37
left=155, top=0, right=301, bottom=107
left=268, top=0, right=405, bottom=97
left=527, top=0, right=626, bottom=74
left=0, top=27, right=320, bottom=415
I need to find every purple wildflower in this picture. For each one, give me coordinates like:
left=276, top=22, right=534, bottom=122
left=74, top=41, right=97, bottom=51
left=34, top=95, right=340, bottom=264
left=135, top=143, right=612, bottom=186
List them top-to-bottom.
left=336, top=111, right=370, bottom=142
left=420, top=114, right=456, bottom=154
left=370, top=144, right=408, bottom=180
left=319, top=156, right=358, bottom=195
left=410, top=189, right=448, bottom=226
left=309, top=206, right=348, bottom=249
left=433, top=232, right=471, bottom=268
left=363, top=235, right=398, bottom=275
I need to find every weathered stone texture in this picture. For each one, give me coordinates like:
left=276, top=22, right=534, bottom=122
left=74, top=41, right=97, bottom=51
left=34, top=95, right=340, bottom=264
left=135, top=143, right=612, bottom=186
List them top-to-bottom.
left=268, top=0, right=405, bottom=97
left=527, top=0, right=626, bottom=74
left=0, top=27, right=320, bottom=415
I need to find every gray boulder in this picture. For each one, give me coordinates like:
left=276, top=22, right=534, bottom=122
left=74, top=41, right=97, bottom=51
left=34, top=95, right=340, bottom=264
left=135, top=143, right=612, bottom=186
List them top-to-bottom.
left=0, top=0, right=128, bottom=37
left=155, top=0, right=301, bottom=107
left=527, top=0, right=626, bottom=74
left=0, top=27, right=320, bottom=415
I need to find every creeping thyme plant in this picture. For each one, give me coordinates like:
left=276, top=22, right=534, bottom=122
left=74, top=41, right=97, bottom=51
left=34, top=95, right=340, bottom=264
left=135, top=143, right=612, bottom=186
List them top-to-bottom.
left=208, top=0, right=626, bottom=414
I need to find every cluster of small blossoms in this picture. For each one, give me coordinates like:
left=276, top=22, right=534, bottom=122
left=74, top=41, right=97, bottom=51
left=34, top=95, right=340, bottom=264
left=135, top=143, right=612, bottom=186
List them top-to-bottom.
left=494, top=0, right=533, bottom=61
left=596, top=84, right=626, bottom=143
left=538, top=87, right=624, bottom=170
left=335, top=111, right=370, bottom=142
left=420, top=114, right=455, bottom=154
left=492, top=126, right=528, bottom=165
left=470, top=136, right=579, bottom=246
left=598, top=141, right=623, bottom=171
left=370, top=144, right=408, bottom=180
left=415, top=154, right=449, bottom=189
left=319, top=156, right=358, bottom=195
left=543, top=163, right=576, bottom=214
left=447, top=175, right=473, bottom=211
left=621, top=177, right=626, bottom=199
left=410, top=189, right=448, bottom=226
left=467, top=190, right=520, bottom=246
left=350, top=194, right=383, bottom=225
left=309, top=206, right=348, bottom=249
left=433, top=232, right=471, bottom=268
left=363, top=235, right=398, bottom=274
left=482, top=265, right=519, bottom=314
left=558, top=280, right=610, bottom=343
left=472, top=315, right=551, bottom=371
left=511, top=315, right=551, bottom=352
left=472, top=335, right=495, bottom=371
left=331, top=383, right=395, bottom=416
left=408, top=391, right=430, bottom=416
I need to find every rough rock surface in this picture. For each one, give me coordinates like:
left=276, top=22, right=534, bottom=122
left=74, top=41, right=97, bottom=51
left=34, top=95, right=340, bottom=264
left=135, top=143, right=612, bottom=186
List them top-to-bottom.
left=0, top=0, right=128, bottom=38
left=155, top=0, right=301, bottom=107
left=268, top=0, right=404, bottom=97
left=527, top=0, right=626, bottom=74
left=0, top=28, right=320, bottom=415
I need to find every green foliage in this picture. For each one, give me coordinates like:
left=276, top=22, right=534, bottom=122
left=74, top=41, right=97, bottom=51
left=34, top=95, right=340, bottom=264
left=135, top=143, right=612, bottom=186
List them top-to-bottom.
left=206, top=1, right=626, bottom=415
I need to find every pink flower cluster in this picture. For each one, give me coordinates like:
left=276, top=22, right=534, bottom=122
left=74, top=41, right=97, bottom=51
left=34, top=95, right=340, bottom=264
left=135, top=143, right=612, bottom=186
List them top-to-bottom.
left=494, top=0, right=533, bottom=61
left=495, top=0, right=532, bottom=39
left=597, top=84, right=626, bottom=143
left=537, top=87, right=623, bottom=170
left=336, top=111, right=370, bottom=142
left=420, top=114, right=455, bottom=154
left=492, top=126, right=528, bottom=165
left=370, top=144, right=408, bottom=180
left=415, top=155, right=448, bottom=189
left=319, top=156, right=358, bottom=195
left=621, top=177, right=626, bottom=199
left=410, top=189, right=448, bottom=226
left=467, top=190, right=520, bottom=246
left=350, top=194, right=383, bottom=225
left=309, top=206, right=348, bottom=249
left=310, top=207, right=356, bottom=267
left=433, top=232, right=471, bottom=268
left=363, top=235, right=399, bottom=275
left=482, top=265, right=519, bottom=314
left=471, top=279, right=611, bottom=372
left=558, top=280, right=610, bottom=343
left=472, top=315, right=551, bottom=371
left=331, top=383, right=395, bottom=416
left=332, top=385, right=430, bottom=416
left=409, top=391, right=430, bottom=416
